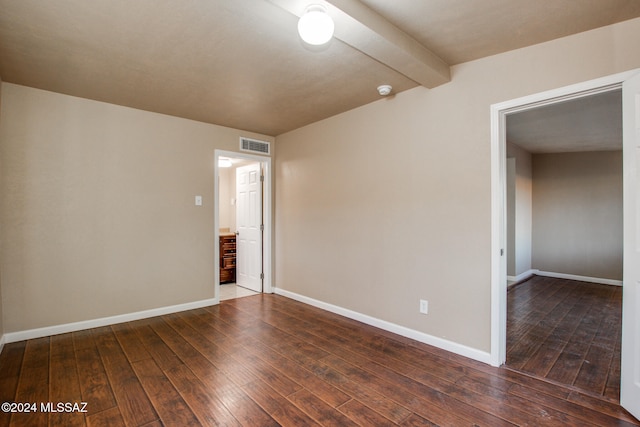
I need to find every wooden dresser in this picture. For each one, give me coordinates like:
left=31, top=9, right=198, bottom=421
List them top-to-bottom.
left=219, top=233, right=236, bottom=283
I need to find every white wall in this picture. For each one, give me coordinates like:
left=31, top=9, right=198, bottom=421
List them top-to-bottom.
left=275, top=18, right=640, bottom=353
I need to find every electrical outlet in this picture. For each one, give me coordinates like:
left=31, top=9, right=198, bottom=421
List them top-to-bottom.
left=419, top=299, right=429, bottom=314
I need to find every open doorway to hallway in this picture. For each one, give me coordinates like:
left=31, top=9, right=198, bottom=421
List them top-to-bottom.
left=491, top=69, right=640, bottom=420
left=503, top=89, right=623, bottom=400
left=214, top=149, right=272, bottom=302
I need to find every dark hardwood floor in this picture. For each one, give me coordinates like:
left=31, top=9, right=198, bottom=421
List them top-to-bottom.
left=507, top=275, right=623, bottom=401
left=0, top=293, right=637, bottom=426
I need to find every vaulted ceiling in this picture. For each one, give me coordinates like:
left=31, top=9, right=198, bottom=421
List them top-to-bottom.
left=1, top=0, right=639, bottom=136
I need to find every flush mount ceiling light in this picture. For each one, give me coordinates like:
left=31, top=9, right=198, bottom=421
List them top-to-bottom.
left=297, top=4, right=334, bottom=45
left=218, top=157, right=232, bottom=168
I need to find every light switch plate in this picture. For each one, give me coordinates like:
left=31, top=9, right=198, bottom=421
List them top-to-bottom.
left=195, top=195, right=203, bottom=206
left=419, top=299, right=429, bottom=314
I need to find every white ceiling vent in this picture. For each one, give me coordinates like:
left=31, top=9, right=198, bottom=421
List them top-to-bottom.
left=240, top=137, right=270, bottom=155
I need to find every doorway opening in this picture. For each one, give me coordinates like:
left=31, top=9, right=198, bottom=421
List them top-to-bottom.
left=490, top=71, right=640, bottom=418
left=503, top=89, right=624, bottom=398
left=504, top=90, right=624, bottom=389
left=214, top=149, right=272, bottom=302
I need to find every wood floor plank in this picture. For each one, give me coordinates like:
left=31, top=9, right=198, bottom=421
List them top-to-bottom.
left=507, top=276, right=622, bottom=400
left=507, top=278, right=570, bottom=348
left=508, top=285, right=580, bottom=370
left=243, top=291, right=634, bottom=424
left=0, top=292, right=637, bottom=426
left=507, top=292, right=559, bottom=340
left=518, top=295, right=591, bottom=376
left=252, top=302, right=496, bottom=422
left=233, top=308, right=415, bottom=420
left=261, top=309, right=480, bottom=425
left=166, top=312, right=254, bottom=387
left=177, top=312, right=304, bottom=397
left=161, top=313, right=252, bottom=392
left=163, top=313, right=281, bottom=426
left=198, top=313, right=365, bottom=422
left=148, top=315, right=220, bottom=376
left=229, top=315, right=330, bottom=362
left=131, top=316, right=244, bottom=424
left=143, top=317, right=243, bottom=426
left=111, top=321, right=152, bottom=363
left=131, top=322, right=183, bottom=371
left=92, top=327, right=159, bottom=426
left=72, top=330, right=117, bottom=416
left=49, top=333, right=85, bottom=427
left=11, top=337, right=49, bottom=427
left=234, top=337, right=352, bottom=408
left=605, top=337, right=623, bottom=401
left=0, top=341, right=26, bottom=427
left=546, top=342, right=590, bottom=385
left=573, top=344, right=614, bottom=395
left=228, top=346, right=303, bottom=397
left=321, top=353, right=512, bottom=426
left=295, top=354, right=414, bottom=423
left=131, top=358, right=200, bottom=426
left=163, top=363, right=241, bottom=427
left=482, top=366, right=572, bottom=400
left=454, top=374, right=598, bottom=426
left=241, top=379, right=321, bottom=427
left=509, top=382, right=639, bottom=427
left=214, top=386, right=280, bottom=427
left=287, top=388, right=359, bottom=427
left=567, top=390, right=640, bottom=424
left=337, top=399, right=397, bottom=426
left=85, top=406, right=124, bottom=427
left=399, top=413, right=439, bottom=426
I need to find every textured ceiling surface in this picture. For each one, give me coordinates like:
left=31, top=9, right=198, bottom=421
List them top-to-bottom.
left=1, top=0, right=639, bottom=136
left=507, top=90, right=622, bottom=154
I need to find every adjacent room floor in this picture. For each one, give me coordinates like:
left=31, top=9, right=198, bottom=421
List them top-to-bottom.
left=506, top=275, right=622, bottom=401
left=219, top=283, right=259, bottom=301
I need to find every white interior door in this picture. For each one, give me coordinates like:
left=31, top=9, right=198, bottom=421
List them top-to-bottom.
left=621, top=71, right=640, bottom=421
left=236, top=163, right=262, bottom=293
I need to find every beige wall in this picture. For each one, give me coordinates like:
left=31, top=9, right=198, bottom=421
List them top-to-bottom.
left=275, top=18, right=640, bottom=352
left=0, top=83, right=273, bottom=333
left=506, top=142, right=533, bottom=278
left=532, top=151, right=623, bottom=280
left=506, top=157, right=516, bottom=275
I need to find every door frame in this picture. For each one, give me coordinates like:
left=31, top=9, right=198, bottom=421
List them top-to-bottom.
left=490, top=69, right=639, bottom=367
left=214, top=149, right=272, bottom=301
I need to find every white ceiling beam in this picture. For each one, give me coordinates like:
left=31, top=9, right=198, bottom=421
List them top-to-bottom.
left=268, top=0, right=451, bottom=88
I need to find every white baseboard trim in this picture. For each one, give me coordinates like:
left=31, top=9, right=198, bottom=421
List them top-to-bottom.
left=507, top=269, right=537, bottom=283
left=535, top=270, right=622, bottom=286
left=274, top=288, right=492, bottom=365
left=3, top=297, right=219, bottom=344
left=0, top=334, right=5, bottom=355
